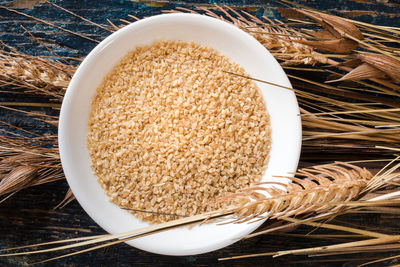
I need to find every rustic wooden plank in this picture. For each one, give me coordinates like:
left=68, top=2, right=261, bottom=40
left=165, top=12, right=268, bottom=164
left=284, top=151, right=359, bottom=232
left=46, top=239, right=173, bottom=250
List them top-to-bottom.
left=1, top=0, right=400, bottom=266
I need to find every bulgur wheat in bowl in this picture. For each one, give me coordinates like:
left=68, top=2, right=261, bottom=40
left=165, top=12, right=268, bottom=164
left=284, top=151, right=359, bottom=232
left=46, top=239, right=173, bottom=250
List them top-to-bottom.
left=59, top=13, right=301, bottom=256
left=87, top=40, right=271, bottom=224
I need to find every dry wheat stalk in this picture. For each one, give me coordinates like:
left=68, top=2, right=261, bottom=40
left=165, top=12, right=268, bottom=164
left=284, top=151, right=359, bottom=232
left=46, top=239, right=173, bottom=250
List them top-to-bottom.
left=0, top=5, right=100, bottom=44
left=218, top=162, right=372, bottom=223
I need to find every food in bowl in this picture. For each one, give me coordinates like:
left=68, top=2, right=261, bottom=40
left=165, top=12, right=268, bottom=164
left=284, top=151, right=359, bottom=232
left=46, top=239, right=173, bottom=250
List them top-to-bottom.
left=60, top=13, right=301, bottom=255
left=87, top=40, right=271, bottom=223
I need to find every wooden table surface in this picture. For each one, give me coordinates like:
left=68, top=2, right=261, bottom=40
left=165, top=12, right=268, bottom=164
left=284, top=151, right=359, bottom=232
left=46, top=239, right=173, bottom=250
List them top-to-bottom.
left=1, top=0, right=400, bottom=266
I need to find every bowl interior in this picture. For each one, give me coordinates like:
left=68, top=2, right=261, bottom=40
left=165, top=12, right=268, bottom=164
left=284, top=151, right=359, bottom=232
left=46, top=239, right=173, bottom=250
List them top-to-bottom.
left=59, top=13, right=301, bottom=256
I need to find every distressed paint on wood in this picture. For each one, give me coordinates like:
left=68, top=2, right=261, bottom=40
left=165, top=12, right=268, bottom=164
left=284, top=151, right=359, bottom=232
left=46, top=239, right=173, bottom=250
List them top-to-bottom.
left=0, top=0, right=400, bottom=266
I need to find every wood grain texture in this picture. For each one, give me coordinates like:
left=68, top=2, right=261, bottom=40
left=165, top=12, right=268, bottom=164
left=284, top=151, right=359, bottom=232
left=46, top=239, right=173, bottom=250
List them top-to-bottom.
left=0, top=0, right=400, bottom=266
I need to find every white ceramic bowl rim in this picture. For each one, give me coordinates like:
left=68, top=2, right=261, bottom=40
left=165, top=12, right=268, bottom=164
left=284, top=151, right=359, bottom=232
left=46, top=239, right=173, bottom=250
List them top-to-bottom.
left=59, top=13, right=302, bottom=256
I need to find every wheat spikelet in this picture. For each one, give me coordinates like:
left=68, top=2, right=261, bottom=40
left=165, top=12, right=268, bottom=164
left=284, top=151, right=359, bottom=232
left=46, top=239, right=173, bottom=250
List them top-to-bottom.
left=279, top=8, right=363, bottom=54
left=219, top=162, right=372, bottom=223
left=0, top=166, right=38, bottom=196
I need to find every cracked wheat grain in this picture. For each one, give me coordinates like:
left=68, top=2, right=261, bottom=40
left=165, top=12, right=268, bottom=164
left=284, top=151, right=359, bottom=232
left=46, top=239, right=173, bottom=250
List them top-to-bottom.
left=87, top=40, right=271, bottom=224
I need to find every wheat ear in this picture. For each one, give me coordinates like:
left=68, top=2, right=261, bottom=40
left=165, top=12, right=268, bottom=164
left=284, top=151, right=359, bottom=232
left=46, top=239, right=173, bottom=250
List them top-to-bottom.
left=167, top=5, right=321, bottom=65
left=0, top=47, right=75, bottom=100
left=0, top=135, right=63, bottom=200
left=219, top=162, right=372, bottom=223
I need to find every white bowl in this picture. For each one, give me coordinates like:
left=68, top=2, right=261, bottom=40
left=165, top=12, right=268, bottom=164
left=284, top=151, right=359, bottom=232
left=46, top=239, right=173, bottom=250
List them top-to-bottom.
left=59, top=13, right=301, bottom=256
